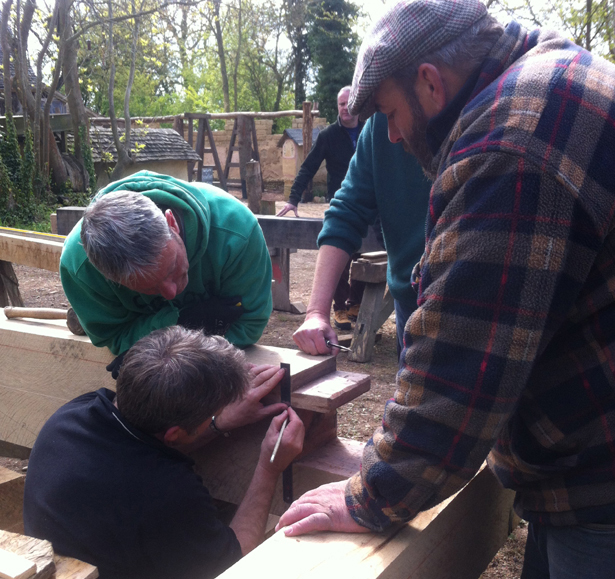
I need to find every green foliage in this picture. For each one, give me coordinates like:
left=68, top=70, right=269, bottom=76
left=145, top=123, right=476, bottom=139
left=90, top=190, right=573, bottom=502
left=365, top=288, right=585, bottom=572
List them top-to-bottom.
left=308, top=0, right=360, bottom=123
left=489, top=0, right=615, bottom=63
left=0, top=110, right=22, bottom=184
left=0, top=114, right=38, bottom=226
left=17, top=124, right=36, bottom=221
left=79, top=126, right=97, bottom=194
left=0, top=155, right=14, bottom=224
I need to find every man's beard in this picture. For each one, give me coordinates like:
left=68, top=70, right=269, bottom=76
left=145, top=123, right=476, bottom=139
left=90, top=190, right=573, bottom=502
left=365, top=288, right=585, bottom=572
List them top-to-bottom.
left=402, top=90, right=437, bottom=180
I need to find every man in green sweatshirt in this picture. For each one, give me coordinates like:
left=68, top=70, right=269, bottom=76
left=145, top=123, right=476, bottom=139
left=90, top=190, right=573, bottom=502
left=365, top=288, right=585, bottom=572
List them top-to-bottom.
left=60, top=171, right=272, bottom=367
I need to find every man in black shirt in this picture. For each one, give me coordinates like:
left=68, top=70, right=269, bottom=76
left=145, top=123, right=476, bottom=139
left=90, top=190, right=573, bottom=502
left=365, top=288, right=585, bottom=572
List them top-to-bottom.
left=278, top=86, right=365, bottom=330
left=23, top=326, right=304, bottom=579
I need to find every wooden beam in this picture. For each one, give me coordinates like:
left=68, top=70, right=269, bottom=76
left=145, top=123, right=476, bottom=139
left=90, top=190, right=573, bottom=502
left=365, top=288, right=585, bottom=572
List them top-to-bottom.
left=0, top=234, right=63, bottom=273
left=0, top=318, right=114, bottom=448
left=0, top=319, right=356, bottom=447
left=218, top=466, right=517, bottom=579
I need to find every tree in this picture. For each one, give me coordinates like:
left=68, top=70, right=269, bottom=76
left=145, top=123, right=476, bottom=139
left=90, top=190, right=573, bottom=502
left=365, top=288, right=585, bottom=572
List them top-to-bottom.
left=284, top=0, right=310, bottom=108
left=308, top=0, right=359, bottom=122
left=488, top=0, right=615, bottom=63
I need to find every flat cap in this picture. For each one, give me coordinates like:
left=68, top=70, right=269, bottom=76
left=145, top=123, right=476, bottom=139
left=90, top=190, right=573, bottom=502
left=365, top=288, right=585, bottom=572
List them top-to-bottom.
left=348, top=0, right=488, bottom=117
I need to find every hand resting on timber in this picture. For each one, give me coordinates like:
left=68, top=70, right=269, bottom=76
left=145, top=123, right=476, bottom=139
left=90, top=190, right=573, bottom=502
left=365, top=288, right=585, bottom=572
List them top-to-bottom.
left=276, top=202, right=299, bottom=217
left=293, top=312, right=340, bottom=357
left=275, top=480, right=370, bottom=536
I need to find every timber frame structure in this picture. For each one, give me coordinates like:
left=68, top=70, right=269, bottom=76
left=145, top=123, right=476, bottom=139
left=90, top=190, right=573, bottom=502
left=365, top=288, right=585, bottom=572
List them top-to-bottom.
left=0, top=229, right=519, bottom=579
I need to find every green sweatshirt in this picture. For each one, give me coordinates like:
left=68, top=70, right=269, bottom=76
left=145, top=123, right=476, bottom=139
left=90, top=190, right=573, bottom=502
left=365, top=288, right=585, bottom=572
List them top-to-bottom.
left=60, top=171, right=272, bottom=355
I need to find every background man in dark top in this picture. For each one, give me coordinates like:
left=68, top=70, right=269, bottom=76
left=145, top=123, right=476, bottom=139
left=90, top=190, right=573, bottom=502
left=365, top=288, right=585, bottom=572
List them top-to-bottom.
left=278, top=87, right=365, bottom=331
left=23, top=326, right=304, bottom=579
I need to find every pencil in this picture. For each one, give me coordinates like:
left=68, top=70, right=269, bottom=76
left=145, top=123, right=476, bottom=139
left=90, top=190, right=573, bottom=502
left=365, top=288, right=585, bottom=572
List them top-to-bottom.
left=270, top=417, right=288, bottom=463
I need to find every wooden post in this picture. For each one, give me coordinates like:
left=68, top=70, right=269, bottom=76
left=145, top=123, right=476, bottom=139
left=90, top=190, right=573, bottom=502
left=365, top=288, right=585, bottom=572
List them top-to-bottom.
left=302, top=101, right=313, bottom=203
left=172, top=115, right=184, bottom=137
left=237, top=115, right=252, bottom=199
left=187, top=117, right=195, bottom=182
left=245, top=160, right=263, bottom=215
left=0, top=262, right=23, bottom=308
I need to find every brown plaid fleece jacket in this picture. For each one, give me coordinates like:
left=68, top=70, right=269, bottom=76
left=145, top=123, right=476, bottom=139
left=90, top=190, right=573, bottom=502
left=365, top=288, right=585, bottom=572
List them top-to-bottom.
left=346, top=21, right=615, bottom=531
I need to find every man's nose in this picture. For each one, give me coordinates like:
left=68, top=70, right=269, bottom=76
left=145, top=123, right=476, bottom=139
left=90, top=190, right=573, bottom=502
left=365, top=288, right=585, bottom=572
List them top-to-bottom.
left=387, top=119, right=403, bottom=144
left=159, top=280, right=177, bottom=300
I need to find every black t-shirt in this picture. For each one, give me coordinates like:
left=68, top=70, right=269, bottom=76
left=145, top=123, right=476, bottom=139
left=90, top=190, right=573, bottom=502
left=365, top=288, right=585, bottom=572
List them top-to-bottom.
left=23, top=389, right=242, bottom=579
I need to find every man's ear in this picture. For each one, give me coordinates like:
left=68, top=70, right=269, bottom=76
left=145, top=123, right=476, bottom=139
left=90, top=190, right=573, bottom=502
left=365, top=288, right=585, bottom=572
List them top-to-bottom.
left=415, top=63, right=448, bottom=117
left=165, top=209, right=180, bottom=235
left=162, top=425, right=185, bottom=446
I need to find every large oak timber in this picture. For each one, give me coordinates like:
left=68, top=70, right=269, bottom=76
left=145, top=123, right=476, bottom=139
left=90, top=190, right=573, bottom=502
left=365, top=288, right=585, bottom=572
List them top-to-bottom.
left=0, top=233, right=62, bottom=273
left=0, top=317, right=366, bottom=447
left=0, top=318, right=114, bottom=449
left=219, top=465, right=517, bottom=579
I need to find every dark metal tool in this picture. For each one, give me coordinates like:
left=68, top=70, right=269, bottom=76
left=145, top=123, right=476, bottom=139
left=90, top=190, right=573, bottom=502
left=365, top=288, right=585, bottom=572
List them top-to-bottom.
left=325, top=339, right=352, bottom=353
left=280, top=362, right=293, bottom=503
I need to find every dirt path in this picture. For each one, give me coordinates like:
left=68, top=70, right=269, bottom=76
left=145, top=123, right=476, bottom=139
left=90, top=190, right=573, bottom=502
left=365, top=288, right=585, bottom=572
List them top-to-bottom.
left=0, top=196, right=525, bottom=577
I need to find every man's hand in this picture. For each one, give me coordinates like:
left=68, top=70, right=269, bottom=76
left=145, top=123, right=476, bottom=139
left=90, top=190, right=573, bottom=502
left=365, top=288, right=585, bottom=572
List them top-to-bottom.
left=277, top=203, right=299, bottom=217
left=293, top=313, right=340, bottom=356
left=215, top=365, right=288, bottom=432
left=259, top=407, right=304, bottom=473
left=275, top=480, right=370, bottom=536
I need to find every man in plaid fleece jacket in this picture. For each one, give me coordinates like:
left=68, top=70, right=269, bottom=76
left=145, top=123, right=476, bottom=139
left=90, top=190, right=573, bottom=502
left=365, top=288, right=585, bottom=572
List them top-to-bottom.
left=278, top=0, right=615, bottom=575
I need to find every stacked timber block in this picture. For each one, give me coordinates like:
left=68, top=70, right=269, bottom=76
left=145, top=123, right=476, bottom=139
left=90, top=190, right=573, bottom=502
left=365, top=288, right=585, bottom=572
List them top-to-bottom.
left=0, top=467, right=99, bottom=579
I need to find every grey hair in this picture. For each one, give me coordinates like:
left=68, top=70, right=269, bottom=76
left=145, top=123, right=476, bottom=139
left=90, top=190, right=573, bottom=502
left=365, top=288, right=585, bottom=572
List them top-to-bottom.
left=393, top=14, right=504, bottom=86
left=337, top=86, right=352, bottom=99
left=80, top=191, right=172, bottom=284
left=116, top=326, right=249, bottom=434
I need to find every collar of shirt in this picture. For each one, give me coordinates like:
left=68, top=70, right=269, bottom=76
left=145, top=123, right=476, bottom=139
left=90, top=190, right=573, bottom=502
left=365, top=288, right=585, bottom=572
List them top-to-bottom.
left=425, top=66, right=483, bottom=156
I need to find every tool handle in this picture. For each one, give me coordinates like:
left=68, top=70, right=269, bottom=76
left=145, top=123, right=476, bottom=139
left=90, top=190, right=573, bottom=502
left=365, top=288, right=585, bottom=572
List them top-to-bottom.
left=4, top=306, right=68, bottom=320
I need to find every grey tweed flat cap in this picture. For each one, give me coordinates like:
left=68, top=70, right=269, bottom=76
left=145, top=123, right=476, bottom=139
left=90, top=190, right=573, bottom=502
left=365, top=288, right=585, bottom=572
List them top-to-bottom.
left=348, top=0, right=488, bottom=117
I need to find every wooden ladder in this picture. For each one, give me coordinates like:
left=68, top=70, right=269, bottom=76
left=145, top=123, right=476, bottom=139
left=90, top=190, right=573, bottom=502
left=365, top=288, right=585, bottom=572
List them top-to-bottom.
left=186, top=115, right=227, bottom=190
left=223, top=115, right=262, bottom=192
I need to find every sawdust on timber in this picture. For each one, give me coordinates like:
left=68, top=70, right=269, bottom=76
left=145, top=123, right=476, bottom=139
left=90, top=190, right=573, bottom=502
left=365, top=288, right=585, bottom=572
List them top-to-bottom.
left=0, top=192, right=525, bottom=577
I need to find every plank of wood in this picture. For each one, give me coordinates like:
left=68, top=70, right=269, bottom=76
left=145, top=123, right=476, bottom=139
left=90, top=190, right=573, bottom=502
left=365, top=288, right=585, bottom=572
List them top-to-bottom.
left=0, top=228, right=65, bottom=243
left=0, top=234, right=63, bottom=272
left=358, top=251, right=387, bottom=262
left=350, top=260, right=387, bottom=284
left=243, top=345, right=336, bottom=391
left=292, top=371, right=370, bottom=413
left=217, top=466, right=516, bottom=579
left=0, top=467, right=25, bottom=534
left=0, top=531, right=55, bottom=579
left=0, top=549, right=36, bottom=579
left=53, top=556, right=98, bottom=579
